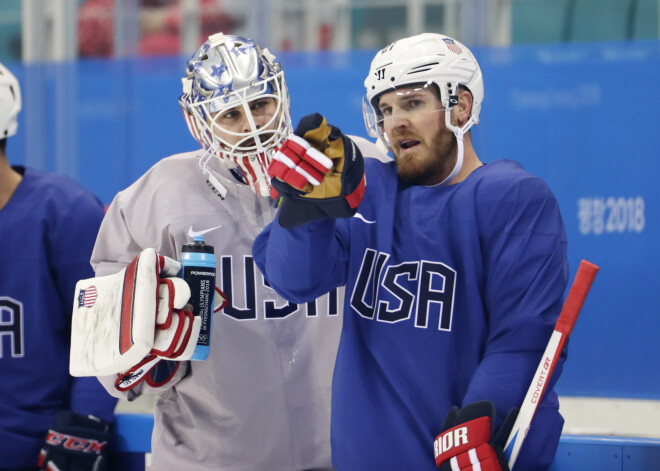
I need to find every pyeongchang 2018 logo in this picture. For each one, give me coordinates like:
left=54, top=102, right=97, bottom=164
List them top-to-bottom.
left=578, top=196, right=645, bottom=235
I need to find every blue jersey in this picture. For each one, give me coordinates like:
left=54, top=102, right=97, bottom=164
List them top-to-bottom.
left=254, top=158, right=568, bottom=470
left=0, top=166, right=117, bottom=468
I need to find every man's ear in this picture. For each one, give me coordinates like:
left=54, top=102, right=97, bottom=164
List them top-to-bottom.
left=453, top=88, right=473, bottom=127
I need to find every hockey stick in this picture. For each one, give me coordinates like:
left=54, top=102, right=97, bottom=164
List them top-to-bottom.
left=504, top=259, right=599, bottom=469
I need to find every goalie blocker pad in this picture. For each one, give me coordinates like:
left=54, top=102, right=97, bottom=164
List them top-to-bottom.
left=70, top=248, right=200, bottom=377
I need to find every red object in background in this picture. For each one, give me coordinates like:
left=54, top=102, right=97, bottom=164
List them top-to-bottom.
left=78, top=0, right=236, bottom=57
left=78, top=0, right=114, bottom=57
left=319, top=23, right=331, bottom=50
left=280, top=38, right=292, bottom=51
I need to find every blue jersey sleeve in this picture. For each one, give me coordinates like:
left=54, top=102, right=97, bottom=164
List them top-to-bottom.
left=463, top=173, right=568, bottom=468
left=46, top=187, right=118, bottom=421
left=48, top=191, right=104, bottom=305
left=253, top=217, right=348, bottom=303
left=70, top=377, right=117, bottom=423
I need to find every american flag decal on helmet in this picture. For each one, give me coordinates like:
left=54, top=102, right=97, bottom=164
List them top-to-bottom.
left=443, top=38, right=462, bottom=54
left=78, top=286, right=97, bottom=308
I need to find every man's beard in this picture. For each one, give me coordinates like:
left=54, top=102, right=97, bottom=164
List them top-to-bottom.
left=393, top=126, right=457, bottom=186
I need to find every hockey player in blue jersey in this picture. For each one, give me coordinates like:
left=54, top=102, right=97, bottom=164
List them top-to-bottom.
left=253, top=33, right=569, bottom=470
left=0, top=62, right=117, bottom=471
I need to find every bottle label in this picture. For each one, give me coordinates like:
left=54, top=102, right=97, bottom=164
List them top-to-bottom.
left=182, top=266, right=216, bottom=347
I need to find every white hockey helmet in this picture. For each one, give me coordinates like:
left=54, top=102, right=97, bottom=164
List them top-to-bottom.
left=179, top=33, right=292, bottom=197
left=362, top=33, right=483, bottom=185
left=363, top=33, right=483, bottom=138
left=0, top=61, right=21, bottom=140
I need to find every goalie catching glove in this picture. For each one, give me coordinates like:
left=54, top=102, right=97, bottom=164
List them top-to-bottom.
left=268, top=113, right=366, bottom=228
left=70, top=248, right=202, bottom=387
left=434, top=401, right=518, bottom=471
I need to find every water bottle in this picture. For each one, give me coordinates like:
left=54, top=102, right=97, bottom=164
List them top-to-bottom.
left=179, top=236, right=216, bottom=361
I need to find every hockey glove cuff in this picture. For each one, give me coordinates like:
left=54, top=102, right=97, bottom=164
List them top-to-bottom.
left=268, top=113, right=365, bottom=228
left=434, top=401, right=517, bottom=471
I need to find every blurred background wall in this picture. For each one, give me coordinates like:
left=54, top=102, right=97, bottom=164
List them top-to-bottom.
left=1, top=0, right=659, bottom=438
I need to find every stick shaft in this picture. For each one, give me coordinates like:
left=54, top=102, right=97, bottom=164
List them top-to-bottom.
left=504, top=260, right=599, bottom=468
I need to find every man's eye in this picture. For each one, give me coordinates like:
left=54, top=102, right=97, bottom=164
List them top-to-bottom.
left=252, top=99, right=274, bottom=111
left=379, top=107, right=392, bottom=116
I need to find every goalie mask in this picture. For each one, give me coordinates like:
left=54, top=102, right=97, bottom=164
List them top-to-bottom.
left=180, top=33, right=292, bottom=197
left=362, top=33, right=483, bottom=185
left=0, top=61, right=21, bottom=140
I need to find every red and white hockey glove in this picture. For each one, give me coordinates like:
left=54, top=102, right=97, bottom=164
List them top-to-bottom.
left=268, top=113, right=366, bottom=228
left=70, top=248, right=200, bottom=387
left=114, top=286, right=227, bottom=392
left=434, top=401, right=517, bottom=471
left=37, top=411, right=111, bottom=471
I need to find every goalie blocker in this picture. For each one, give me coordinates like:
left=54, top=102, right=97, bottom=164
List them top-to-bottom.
left=70, top=248, right=222, bottom=388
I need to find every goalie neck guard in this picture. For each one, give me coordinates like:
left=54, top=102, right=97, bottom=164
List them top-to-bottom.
left=179, top=33, right=292, bottom=197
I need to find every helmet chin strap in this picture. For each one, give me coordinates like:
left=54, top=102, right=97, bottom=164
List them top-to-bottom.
left=432, top=106, right=465, bottom=187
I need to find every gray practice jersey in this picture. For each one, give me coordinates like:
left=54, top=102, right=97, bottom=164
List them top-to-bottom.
left=91, top=144, right=372, bottom=470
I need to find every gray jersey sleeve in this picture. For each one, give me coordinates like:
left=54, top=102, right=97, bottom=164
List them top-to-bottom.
left=91, top=154, right=199, bottom=400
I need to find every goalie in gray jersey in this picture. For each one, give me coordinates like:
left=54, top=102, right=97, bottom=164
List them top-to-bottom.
left=70, top=33, right=385, bottom=470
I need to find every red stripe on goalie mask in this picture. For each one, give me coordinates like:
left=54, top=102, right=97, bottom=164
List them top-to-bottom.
left=182, top=109, right=201, bottom=145
left=241, top=155, right=259, bottom=191
left=119, top=256, right=140, bottom=354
